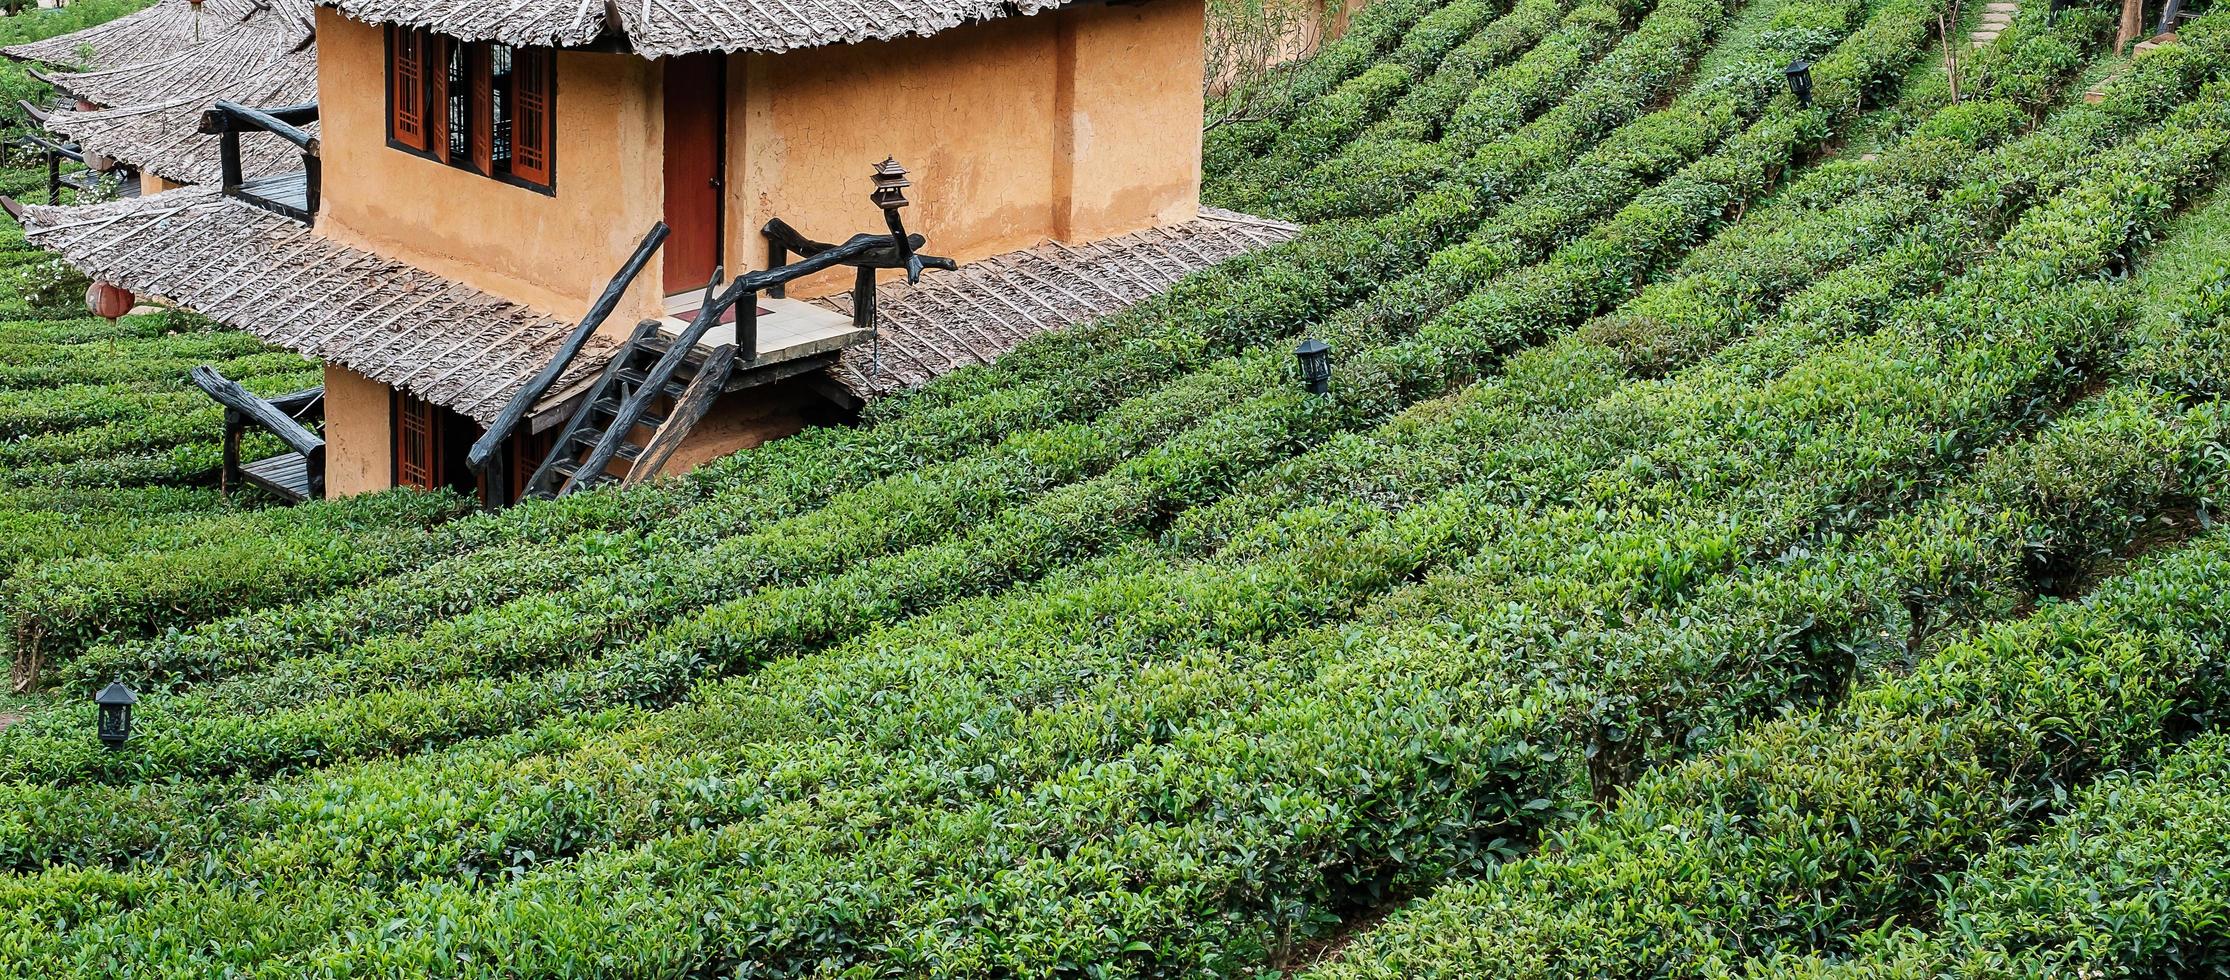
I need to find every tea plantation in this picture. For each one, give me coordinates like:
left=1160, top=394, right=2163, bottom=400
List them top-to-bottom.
left=4, top=0, right=2230, bottom=973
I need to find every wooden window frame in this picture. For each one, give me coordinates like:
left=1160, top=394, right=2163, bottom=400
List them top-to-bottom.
left=386, top=28, right=557, bottom=196
left=392, top=389, right=443, bottom=491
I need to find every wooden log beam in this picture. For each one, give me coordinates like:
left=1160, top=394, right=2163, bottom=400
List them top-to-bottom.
left=199, top=100, right=320, bottom=154
left=189, top=365, right=323, bottom=459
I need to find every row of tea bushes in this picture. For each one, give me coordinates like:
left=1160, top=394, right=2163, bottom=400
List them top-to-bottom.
left=1202, top=0, right=1468, bottom=176
left=1206, top=0, right=1520, bottom=209
left=2, top=488, right=474, bottom=688
left=1317, top=520, right=2230, bottom=978
left=1789, top=732, right=2230, bottom=977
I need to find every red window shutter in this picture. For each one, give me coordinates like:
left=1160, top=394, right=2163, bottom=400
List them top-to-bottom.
left=390, top=27, right=427, bottom=151
left=425, top=34, right=451, bottom=163
left=469, top=43, right=494, bottom=174
left=511, top=47, right=554, bottom=187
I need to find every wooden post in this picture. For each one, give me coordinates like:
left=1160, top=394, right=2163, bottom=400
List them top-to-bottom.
left=2118, top=0, right=2145, bottom=52
left=217, top=128, right=243, bottom=193
left=46, top=147, right=58, bottom=205
left=302, top=151, right=322, bottom=219
left=767, top=242, right=788, bottom=298
left=853, top=265, right=877, bottom=332
left=738, top=290, right=759, bottom=361
left=221, top=407, right=243, bottom=496
left=479, top=442, right=509, bottom=509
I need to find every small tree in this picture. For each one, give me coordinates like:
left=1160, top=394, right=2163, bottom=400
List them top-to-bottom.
left=1204, top=0, right=1335, bottom=129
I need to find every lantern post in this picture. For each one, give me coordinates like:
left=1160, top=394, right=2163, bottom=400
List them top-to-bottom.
left=1784, top=60, right=1815, bottom=108
left=1295, top=338, right=1333, bottom=396
left=94, top=679, right=136, bottom=749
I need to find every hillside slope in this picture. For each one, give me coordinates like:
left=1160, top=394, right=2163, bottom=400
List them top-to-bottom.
left=5, top=0, right=2230, bottom=975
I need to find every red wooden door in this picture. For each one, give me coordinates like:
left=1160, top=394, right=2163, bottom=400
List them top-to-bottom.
left=664, top=54, right=725, bottom=294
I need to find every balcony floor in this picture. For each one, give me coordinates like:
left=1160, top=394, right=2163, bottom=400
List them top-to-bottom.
left=659, top=294, right=868, bottom=368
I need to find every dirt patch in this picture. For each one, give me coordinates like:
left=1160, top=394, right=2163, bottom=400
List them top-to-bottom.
left=0, top=713, right=22, bottom=732
left=1266, top=899, right=1411, bottom=974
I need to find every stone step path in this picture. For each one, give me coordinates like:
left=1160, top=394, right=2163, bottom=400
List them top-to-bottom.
left=1972, top=0, right=2018, bottom=49
left=2085, top=32, right=2178, bottom=103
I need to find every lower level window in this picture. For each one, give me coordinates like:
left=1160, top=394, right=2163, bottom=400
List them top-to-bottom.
left=392, top=390, right=443, bottom=491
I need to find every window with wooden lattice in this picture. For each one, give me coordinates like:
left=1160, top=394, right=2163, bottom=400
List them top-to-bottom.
left=387, top=27, right=555, bottom=193
left=393, top=391, right=442, bottom=491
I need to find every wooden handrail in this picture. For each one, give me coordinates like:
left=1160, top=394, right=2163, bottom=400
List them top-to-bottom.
left=197, top=99, right=319, bottom=151
left=199, top=100, right=323, bottom=222
left=761, top=218, right=933, bottom=297
left=467, top=221, right=669, bottom=474
left=739, top=230, right=954, bottom=294
left=191, top=366, right=323, bottom=457
left=192, top=366, right=326, bottom=499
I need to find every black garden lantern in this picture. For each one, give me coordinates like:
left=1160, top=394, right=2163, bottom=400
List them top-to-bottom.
left=1784, top=59, right=1815, bottom=108
left=870, top=157, right=912, bottom=212
left=1295, top=338, right=1333, bottom=396
left=94, top=679, right=136, bottom=749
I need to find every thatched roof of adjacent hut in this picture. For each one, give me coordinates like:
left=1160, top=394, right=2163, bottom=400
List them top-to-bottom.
left=2, top=0, right=311, bottom=72
left=6, top=0, right=317, bottom=186
left=323, top=0, right=1074, bottom=58
left=41, top=41, right=318, bottom=184
left=18, top=188, right=601, bottom=424
left=19, top=188, right=1299, bottom=420
left=821, top=209, right=1301, bottom=398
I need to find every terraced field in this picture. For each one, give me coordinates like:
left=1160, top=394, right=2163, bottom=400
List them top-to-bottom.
left=5, top=0, right=2230, bottom=973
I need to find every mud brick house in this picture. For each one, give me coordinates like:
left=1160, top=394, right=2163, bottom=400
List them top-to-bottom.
left=12, top=0, right=1297, bottom=505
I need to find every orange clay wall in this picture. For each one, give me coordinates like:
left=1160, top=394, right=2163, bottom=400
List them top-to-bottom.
left=727, top=0, right=1206, bottom=297
left=313, top=8, right=670, bottom=331
left=321, top=362, right=393, bottom=498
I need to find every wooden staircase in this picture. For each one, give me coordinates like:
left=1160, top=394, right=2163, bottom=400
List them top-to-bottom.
left=473, top=174, right=958, bottom=507
left=524, top=318, right=739, bottom=497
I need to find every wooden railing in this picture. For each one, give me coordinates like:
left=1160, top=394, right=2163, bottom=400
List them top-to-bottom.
left=10, top=100, right=85, bottom=206
left=198, top=100, right=320, bottom=223
left=759, top=218, right=954, bottom=357
left=190, top=365, right=326, bottom=501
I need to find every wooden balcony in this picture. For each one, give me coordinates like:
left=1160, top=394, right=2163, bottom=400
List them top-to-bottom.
left=198, top=99, right=318, bottom=223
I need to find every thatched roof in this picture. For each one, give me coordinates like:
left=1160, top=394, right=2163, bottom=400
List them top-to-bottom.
left=2, top=0, right=311, bottom=72
left=7, top=0, right=317, bottom=186
left=322, top=0, right=1074, bottom=58
left=42, top=44, right=318, bottom=185
left=19, top=187, right=1297, bottom=421
left=18, top=188, right=602, bottom=425
left=821, top=209, right=1302, bottom=398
